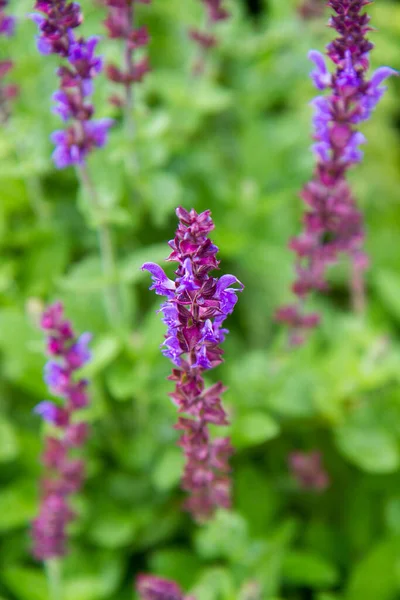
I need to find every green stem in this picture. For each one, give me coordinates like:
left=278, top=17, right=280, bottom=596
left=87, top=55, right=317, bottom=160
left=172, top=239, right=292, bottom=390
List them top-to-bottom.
left=77, top=163, right=122, bottom=328
left=45, top=558, right=63, bottom=600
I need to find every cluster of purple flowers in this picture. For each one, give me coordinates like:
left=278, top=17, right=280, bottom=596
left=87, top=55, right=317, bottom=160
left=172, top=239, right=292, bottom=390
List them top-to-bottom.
left=0, top=0, right=18, bottom=122
left=31, top=0, right=113, bottom=168
left=103, top=0, right=150, bottom=108
left=276, top=0, right=396, bottom=343
left=142, top=207, right=243, bottom=520
left=32, top=302, right=91, bottom=560
left=289, top=450, right=329, bottom=492
left=136, top=574, right=195, bottom=600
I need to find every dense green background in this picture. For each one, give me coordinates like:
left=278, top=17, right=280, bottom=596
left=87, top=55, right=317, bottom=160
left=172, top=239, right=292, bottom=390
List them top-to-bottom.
left=1, top=0, right=400, bottom=598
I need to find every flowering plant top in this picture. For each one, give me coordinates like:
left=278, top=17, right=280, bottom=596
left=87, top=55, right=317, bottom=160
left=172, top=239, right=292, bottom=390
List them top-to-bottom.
left=32, top=0, right=113, bottom=167
left=276, top=0, right=397, bottom=343
left=142, top=207, right=243, bottom=519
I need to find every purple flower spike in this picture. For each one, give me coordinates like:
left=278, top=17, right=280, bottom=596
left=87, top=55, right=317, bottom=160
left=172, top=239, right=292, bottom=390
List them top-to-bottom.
left=32, top=0, right=112, bottom=168
left=102, top=0, right=151, bottom=109
left=190, top=0, right=229, bottom=73
left=277, top=0, right=397, bottom=343
left=0, top=1, right=18, bottom=123
left=142, top=207, right=243, bottom=521
left=32, top=302, right=91, bottom=561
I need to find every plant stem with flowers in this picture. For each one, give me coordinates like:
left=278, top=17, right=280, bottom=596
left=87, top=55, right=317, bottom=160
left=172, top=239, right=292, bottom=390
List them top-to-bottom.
left=0, top=0, right=18, bottom=123
left=31, top=0, right=122, bottom=327
left=103, top=0, right=150, bottom=139
left=190, top=0, right=229, bottom=75
left=276, top=0, right=397, bottom=344
left=142, top=207, right=243, bottom=520
left=32, top=303, right=92, bottom=600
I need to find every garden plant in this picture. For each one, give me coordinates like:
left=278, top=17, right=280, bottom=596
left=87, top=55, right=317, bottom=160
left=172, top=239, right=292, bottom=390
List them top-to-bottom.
left=0, top=0, right=400, bottom=599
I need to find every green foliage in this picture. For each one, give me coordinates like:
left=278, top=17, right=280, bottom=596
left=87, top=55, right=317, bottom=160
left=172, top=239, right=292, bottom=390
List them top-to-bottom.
left=1, top=0, right=400, bottom=598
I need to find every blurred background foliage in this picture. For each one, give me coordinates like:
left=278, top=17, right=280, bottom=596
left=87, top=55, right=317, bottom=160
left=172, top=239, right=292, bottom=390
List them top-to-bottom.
left=1, top=0, right=400, bottom=598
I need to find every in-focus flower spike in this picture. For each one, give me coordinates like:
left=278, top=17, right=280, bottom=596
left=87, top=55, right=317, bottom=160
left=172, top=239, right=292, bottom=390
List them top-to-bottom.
left=31, top=0, right=113, bottom=168
left=102, top=0, right=151, bottom=115
left=189, top=0, right=229, bottom=74
left=276, top=0, right=397, bottom=343
left=0, top=1, right=19, bottom=123
left=142, top=207, right=243, bottom=521
left=31, top=302, right=91, bottom=561
left=136, top=574, right=196, bottom=600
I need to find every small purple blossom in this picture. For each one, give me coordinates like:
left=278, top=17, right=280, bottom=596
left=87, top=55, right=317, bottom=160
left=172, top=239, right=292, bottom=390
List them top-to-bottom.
left=277, top=0, right=397, bottom=342
left=32, top=1, right=112, bottom=168
left=142, top=207, right=243, bottom=520
left=32, top=302, right=91, bottom=561
left=289, top=450, right=330, bottom=492
left=136, top=574, right=195, bottom=600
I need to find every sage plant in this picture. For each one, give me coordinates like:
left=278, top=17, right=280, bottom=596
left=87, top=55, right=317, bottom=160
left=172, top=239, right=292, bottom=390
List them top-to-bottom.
left=0, top=0, right=18, bottom=122
left=31, top=0, right=112, bottom=168
left=103, top=0, right=150, bottom=135
left=189, top=0, right=229, bottom=74
left=276, top=0, right=396, bottom=343
left=31, top=1, right=122, bottom=325
left=142, top=207, right=243, bottom=520
left=32, top=302, right=91, bottom=561
left=136, top=574, right=195, bottom=600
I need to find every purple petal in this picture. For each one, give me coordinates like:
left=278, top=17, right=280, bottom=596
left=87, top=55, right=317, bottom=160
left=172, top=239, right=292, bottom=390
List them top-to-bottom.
left=369, top=66, right=398, bottom=88
left=141, top=262, right=175, bottom=297
left=216, top=274, right=243, bottom=295
left=34, top=400, right=58, bottom=424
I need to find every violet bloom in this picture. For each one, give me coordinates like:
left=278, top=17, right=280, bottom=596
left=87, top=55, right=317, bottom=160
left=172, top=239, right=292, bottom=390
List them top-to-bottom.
left=103, top=0, right=151, bottom=110
left=276, top=0, right=397, bottom=342
left=0, top=1, right=18, bottom=123
left=31, top=1, right=113, bottom=168
left=142, top=207, right=243, bottom=521
left=32, top=302, right=91, bottom=561
left=289, top=450, right=329, bottom=492
left=136, top=574, right=195, bottom=600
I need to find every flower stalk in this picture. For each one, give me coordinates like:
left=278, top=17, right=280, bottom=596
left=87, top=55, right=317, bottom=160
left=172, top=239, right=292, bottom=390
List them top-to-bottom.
left=276, top=0, right=397, bottom=344
left=142, top=207, right=243, bottom=520
left=32, top=302, right=91, bottom=564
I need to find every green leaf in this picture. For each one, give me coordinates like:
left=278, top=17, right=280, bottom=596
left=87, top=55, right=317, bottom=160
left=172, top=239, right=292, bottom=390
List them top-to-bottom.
left=232, top=412, right=280, bottom=448
left=0, top=418, right=19, bottom=462
left=334, top=423, right=399, bottom=473
left=152, top=448, right=184, bottom=491
left=0, top=481, right=36, bottom=532
left=195, top=511, right=249, bottom=562
left=345, top=539, right=399, bottom=600
left=282, top=551, right=339, bottom=589
left=2, top=568, right=47, bottom=600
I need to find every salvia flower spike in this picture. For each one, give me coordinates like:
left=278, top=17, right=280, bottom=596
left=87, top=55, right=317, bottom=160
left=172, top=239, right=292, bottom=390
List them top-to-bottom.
left=0, top=0, right=18, bottom=122
left=31, top=0, right=113, bottom=168
left=103, top=0, right=151, bottom=116
left=190, top=0, right=229, bottom=73
left=276, top=0, right=397, bottom=344
left=142, top=207, right=243, bottom=520
left=32, top=302, right=91, bottom=560
left=136, top=574, right=196, bottom=600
